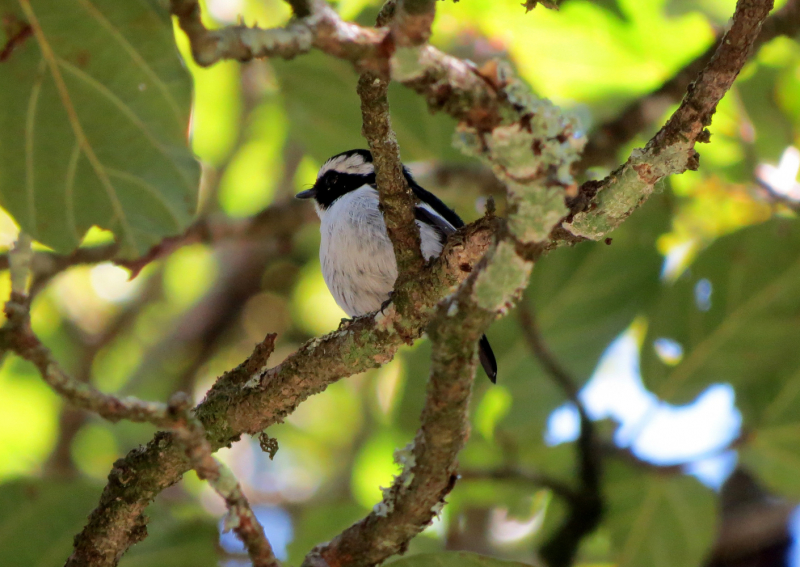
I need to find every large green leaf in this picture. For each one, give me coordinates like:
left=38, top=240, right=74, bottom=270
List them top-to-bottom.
left=0, top=0, right=198, bottom=257
left=272, top=52, right=465, bottom=163
left=640, top=219, right=800, bottom=416
left=740, top=365, right=800, bottom=498
left=604, top=462, right=717, bottom=567
left=0, top=478, right=218, bottom=566
left=387, top=551, right=533, bottom=567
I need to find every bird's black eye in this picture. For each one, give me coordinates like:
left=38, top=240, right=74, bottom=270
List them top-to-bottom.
left=328, top=172, right=339, bottom=186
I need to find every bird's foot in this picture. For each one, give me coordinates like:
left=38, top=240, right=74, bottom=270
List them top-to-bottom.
left=379, top=292, right=394, bottom=315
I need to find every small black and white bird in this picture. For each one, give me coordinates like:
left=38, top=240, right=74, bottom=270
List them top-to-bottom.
left=296, top=149, right=497, bottom=383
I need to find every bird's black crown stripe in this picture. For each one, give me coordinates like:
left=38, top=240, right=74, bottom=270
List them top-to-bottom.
left=314, top=170, right=376, bottom=209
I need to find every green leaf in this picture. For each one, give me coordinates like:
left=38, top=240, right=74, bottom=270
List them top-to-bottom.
left=0, top=0, right=198, bottom=257
left=563, top=0, right=628, bottom=21
left=272, top=52, right=465, bottom=163
left=640, top=219, right=800, bottom=414
left=740, top=366, right=800, bottom=498
left=604, top=462, right=717, bottom=567
left=0, top=478, right=218, bottom=567
left=387, top=551, right=534, bottom=567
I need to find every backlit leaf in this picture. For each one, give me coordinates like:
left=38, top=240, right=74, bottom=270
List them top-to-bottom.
left=0, top=0, right=198, bottom=257
left=641, top=219, right=800, bottom=417
left=605, top=462, right=717, bottom=567
left=0, top=479, right=217, bottom=567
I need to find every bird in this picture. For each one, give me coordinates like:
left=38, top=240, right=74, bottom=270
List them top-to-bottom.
left=296, top=149, right=497, bottom=383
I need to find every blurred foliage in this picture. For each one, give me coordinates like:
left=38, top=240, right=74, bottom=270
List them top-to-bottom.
left=0, top=0, right=799, bottom=566
left=0, top=478, right=217, bottom=567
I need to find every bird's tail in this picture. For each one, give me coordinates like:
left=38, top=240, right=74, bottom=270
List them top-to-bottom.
left=479, top=335, right=497, bottom=383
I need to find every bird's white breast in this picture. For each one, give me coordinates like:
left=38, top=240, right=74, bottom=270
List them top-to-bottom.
left=318, top=186, right=444, bottom=317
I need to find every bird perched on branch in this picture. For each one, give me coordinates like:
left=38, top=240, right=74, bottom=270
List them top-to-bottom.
left=296, top=149, right=497, bottom=382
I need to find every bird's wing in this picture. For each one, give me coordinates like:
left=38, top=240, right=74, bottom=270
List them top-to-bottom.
left=404, top=169, right=465, bottom=229
left=415, top=203, right=457, bottom=245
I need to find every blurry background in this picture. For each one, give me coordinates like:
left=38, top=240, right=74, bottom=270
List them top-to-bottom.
left=1, top=0, right=799, bottom=566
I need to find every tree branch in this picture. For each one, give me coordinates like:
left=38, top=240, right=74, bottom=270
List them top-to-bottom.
left=63, top=0, right=776, bottom=564
left=169, top=0, right=558, bottom=136
left=392, top=0, right=436, bottom=46
left=566, top=0, right=776, bottom=238
left=578, top=0, right=799, bottom=170
left=356, top=2, right=429, bottom=296
left=358, top=73, right=425, bottom=281
left=0, top=198, right=313, bottom=286
left=66, top=216, right=498, bottom=567
left=0, top=237, right=282, bottom=567
left=0, top=293, right=178, bottom=426
left=302, top=298, right=477, bottom=567
left=518, top=302, right=580, bottom=403
left=169, top=390, right=281, bottom=567
left=460, top=467, right=579, bottom=503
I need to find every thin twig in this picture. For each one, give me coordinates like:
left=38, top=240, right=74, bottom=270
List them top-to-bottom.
left=0, top=199, right=313, bottom=286
left=44, top=273, right=164, bottom=476
left=1, top=292, right=176, bottom=425
left=518, top=302, right=603, bottom=567
left=518, top=302, right=580, bottom=404
left=460, top=468, right=579, bottom=503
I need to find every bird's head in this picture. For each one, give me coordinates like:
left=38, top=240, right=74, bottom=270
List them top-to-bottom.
left=296, top=149, right=376, bottom=210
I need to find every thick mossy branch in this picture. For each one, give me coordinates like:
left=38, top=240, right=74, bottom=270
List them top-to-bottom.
left=304, top=300, right=482, bottom=567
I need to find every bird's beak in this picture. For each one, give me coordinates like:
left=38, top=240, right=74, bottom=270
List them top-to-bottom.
left=295, top=188, right=317, bottom=200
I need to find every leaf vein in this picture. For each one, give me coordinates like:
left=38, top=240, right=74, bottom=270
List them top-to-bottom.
left=18, top=0, right=138, bottom=253
left=76, top=0, right=186, bottom=128
left=56, top=57, right=194, bottom=194
left=24, top=58, right=46, bottom=233
left=105, top=167, right=183, bottom=231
